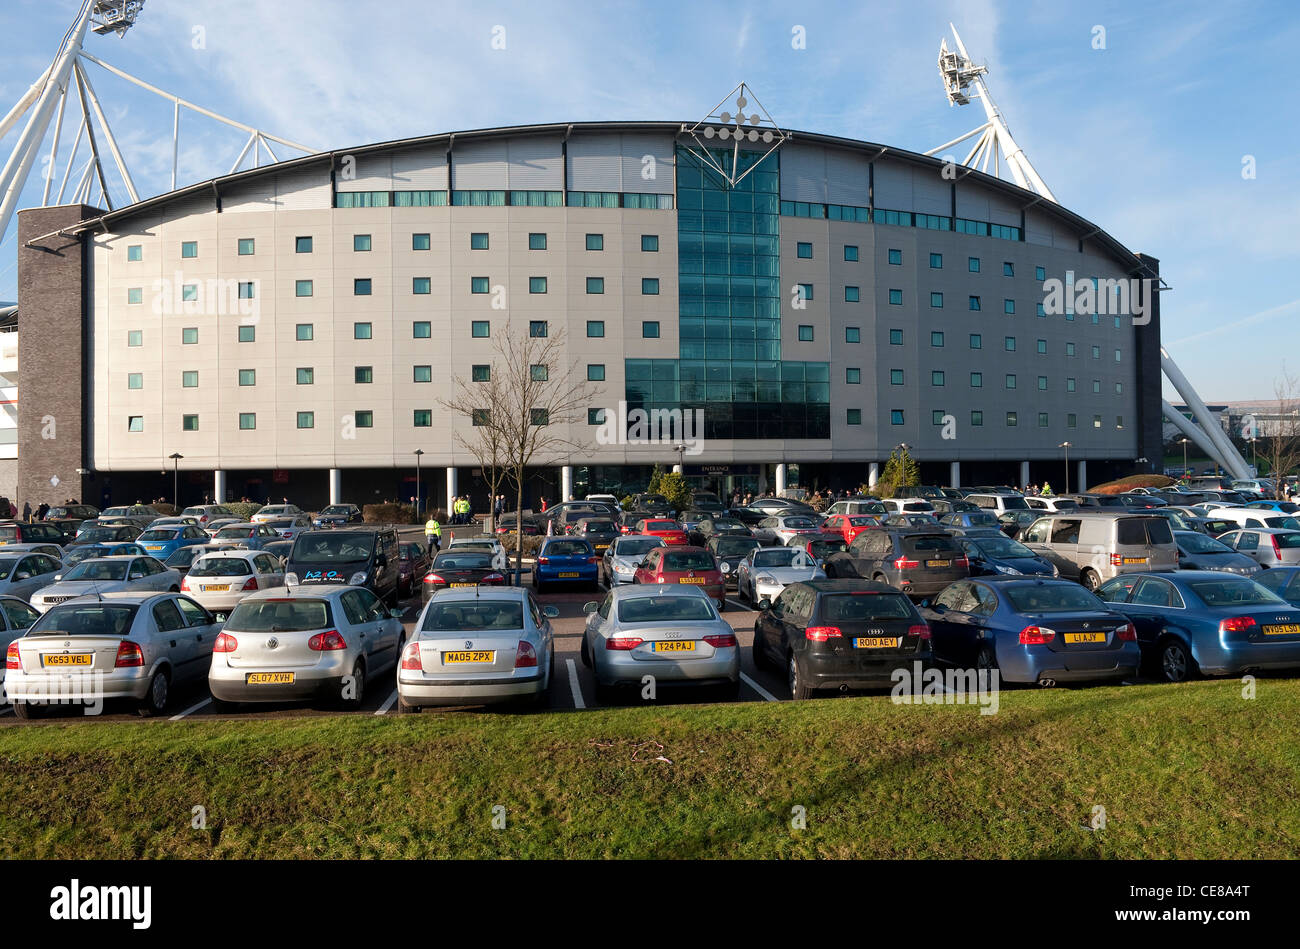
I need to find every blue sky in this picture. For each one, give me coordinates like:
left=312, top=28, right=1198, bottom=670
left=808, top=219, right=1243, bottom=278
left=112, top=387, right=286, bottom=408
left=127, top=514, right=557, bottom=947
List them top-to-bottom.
left=1, top=0, right=1294, bottom=401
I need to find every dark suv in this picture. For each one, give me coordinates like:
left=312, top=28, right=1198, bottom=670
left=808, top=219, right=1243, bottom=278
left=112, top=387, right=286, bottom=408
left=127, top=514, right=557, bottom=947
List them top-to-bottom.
left=630, top=493, right=674, bottom=517
left=286, top=527, right=401, bottom=605
left=823, top=529, right=969, bottom=598
left=753, top=579, right=932, bottom=699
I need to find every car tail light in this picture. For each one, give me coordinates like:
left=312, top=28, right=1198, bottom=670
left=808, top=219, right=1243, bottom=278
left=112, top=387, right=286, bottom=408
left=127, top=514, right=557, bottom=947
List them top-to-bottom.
left=1272, top=535, right=1283, bottom=559
left=1110, top=553, right=1123, bottom=566
left=537, top=556, right=549, bottom=565
left=587, top=556, right=598, bottom=564
left=954, top=556, right=969, bottom=569
left=894, top=557, right=920, bottom=569
left=483, top=572, right=505, bottom=583
left=424, top=573, right=445, bottom=584
left=180, top=575, right=192, bottom=591
left=241, top=576, right=258, bottom=591
left=1220, top=616, right=1257, bottom=634
left=1116, top=622, right=1137, bottom=641
left=909, top=623, right=931, bottom=640
left=805, top=625, right=843, bottom=641
left=1018, top=625, right=1056, bottom=645
left=307, top=629, right=346, bottom=651
left=213, top=632, right=238, bottom=653
left=703, top=633, right=738, bottom=648
left=606, top=636, right=643, bottom=650
left=115, top=640, right=144, bottom=667
left=6, top=641, right=19, bottom=669
left=515, top=641, right=538, bottom=668
left=400, top=642, right=422, bottom=669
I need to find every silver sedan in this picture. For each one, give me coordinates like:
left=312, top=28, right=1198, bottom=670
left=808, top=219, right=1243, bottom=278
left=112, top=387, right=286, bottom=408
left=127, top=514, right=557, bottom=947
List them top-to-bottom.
left=752, top=514, right=823, bottom=546
left=736, top=546, right=825, bottom=605
left=30, top=555, right=181, bottom=612
left=580, top=585, right=740, bottom=702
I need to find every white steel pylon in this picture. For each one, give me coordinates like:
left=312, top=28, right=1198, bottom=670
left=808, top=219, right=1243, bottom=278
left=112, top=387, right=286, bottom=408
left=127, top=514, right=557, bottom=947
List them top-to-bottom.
left=0, top=1, right=315, bottom=248
left=924, top=23, right=1057, bottom=202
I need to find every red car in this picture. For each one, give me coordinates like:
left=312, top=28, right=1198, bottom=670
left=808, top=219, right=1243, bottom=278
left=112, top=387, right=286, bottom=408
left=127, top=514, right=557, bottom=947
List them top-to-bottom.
left=823, top=513, right=882, bottom=544
left=636, top=518, right=689, bottom=546
left=632, top=545, right=727, bottom=610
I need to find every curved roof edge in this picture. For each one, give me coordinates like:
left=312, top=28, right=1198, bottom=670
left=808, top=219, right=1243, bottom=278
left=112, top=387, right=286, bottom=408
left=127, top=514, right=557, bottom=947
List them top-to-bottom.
left=74, top=120, right=1153, bottom=277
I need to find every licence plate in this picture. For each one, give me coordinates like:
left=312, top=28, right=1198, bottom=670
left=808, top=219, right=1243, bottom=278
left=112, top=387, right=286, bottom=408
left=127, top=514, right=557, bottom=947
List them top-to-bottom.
left=145, top=545, right=163, bottom=551
left=1122, top=557, right=1147, bottom=564
left=926, top=559, right=951, bottom=568
left=558, top=572, right=579, bottom=578
left=679, top=577, right=706, bottom=584
left=449, top=582, right=475, bottom=588
left=204, top=584, right=230, bottom=592
left=1263, top=624, right=1300, bottom=636
left=1064, top=632, right=1106, bottom=644
left=854, top=637, right=900, bottom=649
left=654, top=641, right=696, bottom=652
left=444, top=651, right=494, bottom=663
left=42, top=653, right=91, bottom=667
left=246, top=672, right=294, bottom=684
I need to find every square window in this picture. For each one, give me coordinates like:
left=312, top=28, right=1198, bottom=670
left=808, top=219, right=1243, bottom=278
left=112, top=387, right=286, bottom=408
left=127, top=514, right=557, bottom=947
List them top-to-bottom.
left=470, top=232, right=489, bottom=250
left=413, top=233, right=431, bottom=251
left=529, top=233, right=547, bottom=250
left=586, top=233, right=603, bottom=251
left=353, top=234, right=371, bottom=252
left=641, top=235, right=659, bottom=252
left=296, top=236, right=313, bottom=253
left=238, top=238, right=255, bottom=256
left=181, top=241, right=197, bottom=259
left=797, top=242, right=813, bottom=258
left=127, top=244, right=142, bottom=261
left=844, top=245, right=859, bottom=262
left=887, top=248, right=902, bottom=265
left=929, top=253, right=942, bottom=269
left=968, top=257, right=980, bottom=272
left=1003, top=262, right=1014, bottom=277
left=1035, top=265, right=1046, bottom=281
left=471, top=276, right=489, bottom=294
left=529, top=276, right=548, bottom=294
left=412, top=277, right=431, bottom=294
left=586, top=277, right=605, bottom=294
left=354, top=278, right=372, bottom=296
left=642, top=278, right=660, bottom=295
left=295, top=279, right=313, bottom=297
left=237, top=282, right=255, bottom=300
left=796, top=282, right=812, bottom=301
left=181, top=284, right=198, bottom=302
left=844, top=286, right=860, bottom=303
left=127, top=287, right=142, bottom=305
left=889, top=289, right=903, bottom=305
left=930, top=292, right=943, bottom=308
left=969, top=295, right=980, bottom=311
left=1004, top=299, right=1015, bottom=314
left=1036, top=303, right=1046, bottom=317
left=587, top=320, right=605, bottom=338
left=413, top=321, right=431, bottom=338
left=472, top=321, right=490, bottom=338
left=530, top=321, right=548, bottom=338
left=642, top=321, right=660, bottom=339
left=354, top=322, right=372, bottom=339
left=296, top=323, right=313, bottom=341
left=798, top=325, right=814, bottom=342
left=848, top=327, right=863, bottom=343
left=182, top=328, right=198, bottom=344
left=887, top=328, right=901, bottom=345
left=931, top=331, right=944, bottom=347
left=970, top=333, right=982, bottom=349
left=1005, top=336, right=1016, bottom=351
left=1037, top=339, right=1048, bottom=354
left=1066, top=342, right=1076, bottom=357
left=1092, top=345, right=1101, bottom=359
left=1115, top=349, right=1122, bottom=362
left=530, top=364, right=549, bottom=382
left=587, top=364, right=605, bottom=382
left=471, top=365, right=491, bottom=382
left=355, top=366, right=373, bottom=384
left=414, top=366, right=432, bottom=383
left=297, top=368, right=314, bottom=385
left=846, top=368, right=861, bottom=384
left=238, top=369, right=256, bottom=386
left=890, top=369, right=904, bottom=385
left=182, top=370, right=198, bottom=387
left=932, top=371, right=945, bottom=386
left=127, top=372, right=143, bottom=390
left=970, top=372, right=982, bottom=387
left=1006, top=374, right=1017, bottom=389
left=1037, top=376, right=1048, bottom=391
left=1067, top=378, right=1076, bottom=392
left=1093, top=380, right=1101, bottom=393
left=1115, top=382, right=1123, bottom=394
left=530, top=408, right=548, bottom=426
left=588, top=408, right=606, bottom=425
left=472, top=409, right=491, bottom=427
left=847, top=409, right=862, bottom=425
left=413, top=410, right=433, bottom=427
left=890, top=410, right=904, bottom=425
left=933, top=410, right=946, bottom=425
left=971, top=410, right=984, bottom=426
left=355, top=411, right=373, bottom=429
left=297, top=412, right=314, bottom=429
left=1006, top=412, right=1018, bottom=427
left=239, top=413, right=256, bottom=430
left=1038, top=413, right=1049, bottom=427
left=1067, top=414, right=1077, bottom=428
left=182, top=415, right=199, bottom=431
left=1093, top=415, right=1102, bottom=429
left=128, top=416, right=144, bottom=432
left=1116, top=416, right=1124, bottom=429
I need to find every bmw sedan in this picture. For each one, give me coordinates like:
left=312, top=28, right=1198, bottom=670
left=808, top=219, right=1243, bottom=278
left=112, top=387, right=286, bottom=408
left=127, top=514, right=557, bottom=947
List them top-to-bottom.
left=955, top=534, right=1056, bottom=578
left=30, top=556, right=181, bottom=612
left=1096, top=570, right=1300, bottom=682
left=922, top=578, right=1140, bottom=686
left=581, top=585, right=739, bottom=702
left=398, top=587, right=557, bottom=710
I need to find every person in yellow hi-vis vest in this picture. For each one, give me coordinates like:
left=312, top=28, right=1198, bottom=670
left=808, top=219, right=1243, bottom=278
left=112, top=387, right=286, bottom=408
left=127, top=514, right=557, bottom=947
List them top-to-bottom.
left=1041, top=481, right=1053, bottom=497
left=425, top=516, right=441, bottom=552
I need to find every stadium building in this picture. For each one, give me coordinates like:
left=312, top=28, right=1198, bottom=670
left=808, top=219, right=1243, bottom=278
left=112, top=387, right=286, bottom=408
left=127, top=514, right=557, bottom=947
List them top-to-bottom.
left=14, top=120, right=1165, bottom=510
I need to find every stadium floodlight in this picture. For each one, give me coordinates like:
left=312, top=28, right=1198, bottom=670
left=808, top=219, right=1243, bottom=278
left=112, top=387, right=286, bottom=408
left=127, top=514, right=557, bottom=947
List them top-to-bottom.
left=90, top=1, right=145, bottom=36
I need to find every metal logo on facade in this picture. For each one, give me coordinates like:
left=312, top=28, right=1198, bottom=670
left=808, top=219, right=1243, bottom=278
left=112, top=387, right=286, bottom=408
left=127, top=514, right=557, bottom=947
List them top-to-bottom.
left=681, top=82, right=788, bottom=189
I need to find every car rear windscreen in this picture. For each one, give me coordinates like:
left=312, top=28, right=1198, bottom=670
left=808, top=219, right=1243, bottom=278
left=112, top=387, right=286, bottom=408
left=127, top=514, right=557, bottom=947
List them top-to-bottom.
left=1001, top=497, right=1029, bottom=510
left=292, top=534, right=375, bottom=563
left=1277, top=534, right=1300, bottom=549
left=903, top=535, right=960, bottom=555
left=616, top=538, right=665, bottom=556
left=544, top=541, right=591, bottom=556
left=662, top=551, right=715, bottom=571
left=433, top=553, right=492, bottom=569
left=190, top=558, right=253, bottom=576
left=63, top=561, right=129, bottom=581
left=1189, top=579, right=1286, bottom=607
left=1005, top=584, right=1105, bottom=613
left=819, top=593, right=913, bottom=621
left=617, top=596, right=715, bottom=623
left=228, top=599, right=332, bottom=631
left=422, top=601, right=524, bottom=631
left=29, top=604, right=138, bottom=637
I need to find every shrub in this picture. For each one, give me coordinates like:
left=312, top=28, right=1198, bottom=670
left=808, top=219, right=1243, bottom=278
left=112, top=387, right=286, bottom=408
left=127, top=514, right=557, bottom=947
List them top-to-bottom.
left=1089, top=474, right=1177, bottom=495
left=224, top=501, right=262, bottom=520
left=363, top=502, right=417, bottom=524
left=152, top=503, right=178, bottom=516
left=497, top=533, right=545, bottom=558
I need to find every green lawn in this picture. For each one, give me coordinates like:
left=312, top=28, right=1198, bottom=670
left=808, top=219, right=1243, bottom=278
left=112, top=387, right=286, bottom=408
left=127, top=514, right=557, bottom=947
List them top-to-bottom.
left=2, top=679, right=1298, bottom=859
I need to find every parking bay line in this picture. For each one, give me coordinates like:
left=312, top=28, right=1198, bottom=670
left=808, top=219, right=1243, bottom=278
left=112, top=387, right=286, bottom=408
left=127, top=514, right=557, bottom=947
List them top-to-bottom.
left=725, top=598, right=750, bottom=611
left=566, top=658, right=586, bottom=710
left=740, top=672, right=779, bottom=703
left=374, top=688, right=397, bottom=715
left=169, top=697, right=211, bottom=720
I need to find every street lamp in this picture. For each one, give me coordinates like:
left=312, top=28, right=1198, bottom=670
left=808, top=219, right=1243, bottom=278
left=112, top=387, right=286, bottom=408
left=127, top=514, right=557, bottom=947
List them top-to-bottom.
left=1249, top=437, right=1257, bottom=474
left=1180, top=438, right=1190, bottom=478
left=1059, top=442, right=1071, bottom=495
left=413, top=449, right=425, bottom=519
left=168, top=453, right=183, bottom=508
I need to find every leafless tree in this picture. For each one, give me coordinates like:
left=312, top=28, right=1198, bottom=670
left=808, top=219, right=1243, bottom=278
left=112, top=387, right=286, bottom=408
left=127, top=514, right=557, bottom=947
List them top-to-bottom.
left=1265, top=365, right=1300, bottom=498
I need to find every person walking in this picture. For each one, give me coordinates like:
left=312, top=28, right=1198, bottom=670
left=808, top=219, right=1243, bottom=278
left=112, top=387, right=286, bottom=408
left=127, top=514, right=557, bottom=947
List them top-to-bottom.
left=21, top=501, right=30, bottom=522
left=425, top=513, right=442, bottom=553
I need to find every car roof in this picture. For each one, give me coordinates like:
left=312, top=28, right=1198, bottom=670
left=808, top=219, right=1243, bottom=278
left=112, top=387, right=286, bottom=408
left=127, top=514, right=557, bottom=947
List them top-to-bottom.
left=1226, top=527, right=1300, bottom=535
left=197, top=548, right=260, bottom=559
left=790, top=579, right=899, bottom=593
left=608, top=583, right=710, bottom=600
left=424, top=585, right=530, bottom=603
left=92, top=591, right=173, bottom=602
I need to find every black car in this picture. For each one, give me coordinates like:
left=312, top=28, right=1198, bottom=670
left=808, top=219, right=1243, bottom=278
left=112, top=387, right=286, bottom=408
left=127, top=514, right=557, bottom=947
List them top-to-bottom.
left=690, top=492, right=727, bottom=514
left=629, top=493, right=674, bottom=517
left=313, top=503, right=363, bottom=528
left=45, top=504, right=100, bottom=521
left=726, top=507, right=770, bottom=527
left=689, top=515, right=752, bottom=546
left=574, top=517, right=619, bottom=553
left=67, top=524, right=140, bottom=546
left=287, top=527, right=401, bottom=605
left=823, top=529, right=969, bottom=598
left=705, top=535, right=763, bottom=587
left=398, top=541, right=431, bottom=598
left=421, top=549, right=506, bottom=603
left=753, top=579, right=932, bottom=699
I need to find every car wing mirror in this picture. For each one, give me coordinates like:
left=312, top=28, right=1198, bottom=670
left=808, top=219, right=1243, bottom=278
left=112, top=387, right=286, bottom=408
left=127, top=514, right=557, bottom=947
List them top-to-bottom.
left=757, top=598, right=772, bottom=610
left=581, top=601, right=598, bottom=614
left=543, top=605, right=560, bottom=618
left=389, top=608, right=404, bottom=619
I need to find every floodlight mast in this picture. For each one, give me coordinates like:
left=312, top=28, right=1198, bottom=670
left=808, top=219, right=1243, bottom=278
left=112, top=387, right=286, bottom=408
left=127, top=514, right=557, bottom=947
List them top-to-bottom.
left=925, top=23, right=1057, bottom=203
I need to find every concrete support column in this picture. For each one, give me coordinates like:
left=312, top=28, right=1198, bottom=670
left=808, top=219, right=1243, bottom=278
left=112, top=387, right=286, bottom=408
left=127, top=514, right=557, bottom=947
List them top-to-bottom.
left=1077, top=460, right=1088, bottom=493
left=949, top=461, right=960, bottom=489
left=1020, top=461, right=1031, bottom=491
left=868, top=462, right=879, bottom=490
left=775, top=463, right=787, bottom=496
left=561, top=465, right=573, bottom=501
left=446, top=466, right=458, bottom=514
left=328, top=468, right=341, bottom=505
left=214, top=470, right=227, bottom=504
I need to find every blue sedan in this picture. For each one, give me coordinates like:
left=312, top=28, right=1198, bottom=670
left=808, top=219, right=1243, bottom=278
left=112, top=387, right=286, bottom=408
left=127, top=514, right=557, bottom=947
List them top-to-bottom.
left=134, top=524, right=212, bottom=559
left=954, top=533, right=1056, bottom=578
left=533, top=537, right=599, bottom=592
left=1255, top=567, right=1300, bottom=607
left=1096, top=570, right=1300, bottom=682
left=921, top=577, right=1140, bottom=685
